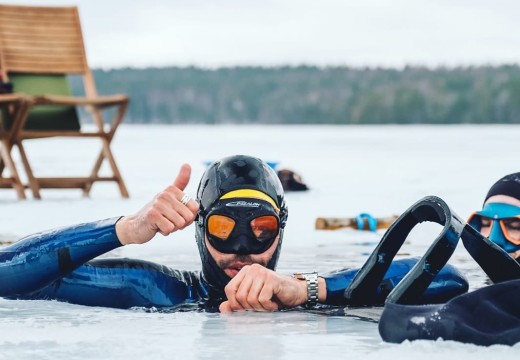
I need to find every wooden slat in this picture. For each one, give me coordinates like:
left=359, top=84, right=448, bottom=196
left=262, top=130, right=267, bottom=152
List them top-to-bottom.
left=0, top=4, right=87, bottom=74
left=0, top=4, right=77, bottom=14
left=0, top=16, right=77, bottom=24
left=0, top=23, right=79, bottom=32
left=0, top=30, right=82, bottom=41
left=0, top=32, right=80, bottom=41
left=0, top=33, right=82, bottom=44
left=1, top=40, right=83, bottom=49
left=2, top=53, right=85, bottom=73
left=5, top=54, right=83, bottom=62
left=5, top=56, right=85, bottom=66
left=4, top=61, right=85, bottom=72
left=7, top=66, right=84, bottom=74
left=0, top=93, right=27, bottom=103
left=36, top=94, right=129, bottom=106
left=19, top=131, right=108, bottom=139
left=36, top=177, right=117, bottom=188
left=0, top=178, right=15, bottom=186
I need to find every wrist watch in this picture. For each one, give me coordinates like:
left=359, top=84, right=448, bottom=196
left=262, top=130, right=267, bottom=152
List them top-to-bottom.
left=292, top=272, right=319, bottom=308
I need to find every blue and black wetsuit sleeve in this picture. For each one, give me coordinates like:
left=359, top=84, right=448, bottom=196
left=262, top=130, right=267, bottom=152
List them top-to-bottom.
left=0, top=217, right=122, bottom=297
left=23, top=259, right=207, bottom=309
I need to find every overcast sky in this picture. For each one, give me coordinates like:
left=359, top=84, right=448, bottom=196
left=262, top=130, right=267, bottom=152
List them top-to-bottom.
left=5, top=0, right=520, bottom=69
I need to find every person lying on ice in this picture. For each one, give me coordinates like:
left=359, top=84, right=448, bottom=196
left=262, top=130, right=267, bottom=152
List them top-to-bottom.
left=0, top=155, right=467, bottom=311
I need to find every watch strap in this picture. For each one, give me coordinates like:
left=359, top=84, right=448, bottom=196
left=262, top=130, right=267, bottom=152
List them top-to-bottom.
left=293, top=272, right=318, bottom=308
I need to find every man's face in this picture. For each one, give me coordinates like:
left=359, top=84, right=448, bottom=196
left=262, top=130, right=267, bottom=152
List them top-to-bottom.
left=204, top=196, right=281, bottom=255
left=205, top=235, right=281, bottom=278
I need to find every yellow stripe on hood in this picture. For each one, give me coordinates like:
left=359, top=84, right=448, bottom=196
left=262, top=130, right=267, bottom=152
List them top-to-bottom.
left=220, top=189, right=279, bottom=211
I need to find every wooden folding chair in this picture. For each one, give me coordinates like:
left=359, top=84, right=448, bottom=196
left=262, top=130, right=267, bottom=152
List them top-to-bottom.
left=0, top=4, right=129, bottom=199
left=0, top=93, right=30, bottom=199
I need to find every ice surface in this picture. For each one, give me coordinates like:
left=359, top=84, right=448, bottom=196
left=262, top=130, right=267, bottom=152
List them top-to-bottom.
left=1, top=124, right=519, bottom=359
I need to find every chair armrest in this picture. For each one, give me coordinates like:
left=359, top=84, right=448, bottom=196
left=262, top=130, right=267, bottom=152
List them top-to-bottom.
left=0, top=93, right=31, bottom=105
left=34, top=94, right=129, bottom=108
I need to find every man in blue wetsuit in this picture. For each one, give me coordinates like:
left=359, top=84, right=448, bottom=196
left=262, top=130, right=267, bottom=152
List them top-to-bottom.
left=0, top=155, right=468, bottom=311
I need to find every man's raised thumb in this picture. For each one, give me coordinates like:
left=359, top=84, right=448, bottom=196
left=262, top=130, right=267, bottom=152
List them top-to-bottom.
left=173, top=163, right=191, bottom=191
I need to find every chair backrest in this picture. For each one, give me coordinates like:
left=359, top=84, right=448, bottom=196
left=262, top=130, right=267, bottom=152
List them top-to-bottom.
left=0, top=4, right=96, bottom=131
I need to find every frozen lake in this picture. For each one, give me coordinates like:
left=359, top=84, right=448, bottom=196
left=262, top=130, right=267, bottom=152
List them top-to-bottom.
left=0, top=124, right=519, bottom=359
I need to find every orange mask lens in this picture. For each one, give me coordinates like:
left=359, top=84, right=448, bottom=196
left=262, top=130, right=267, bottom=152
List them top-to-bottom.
left=207, top=215, right=236, bottom=240
left=250, top=215, right=279, bottom=242
left=500, top=218, right=520, bottom=245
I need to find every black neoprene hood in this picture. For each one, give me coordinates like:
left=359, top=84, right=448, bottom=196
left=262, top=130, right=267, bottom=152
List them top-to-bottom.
left=194, top=155, right=288, bottom=299
left=197, top=155, right=287, bottom=222
left=485, top=172, right=520, bottom=204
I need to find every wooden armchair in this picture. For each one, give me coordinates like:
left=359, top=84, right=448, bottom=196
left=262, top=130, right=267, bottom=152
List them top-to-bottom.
left=0, top=4, right=129, bottom=199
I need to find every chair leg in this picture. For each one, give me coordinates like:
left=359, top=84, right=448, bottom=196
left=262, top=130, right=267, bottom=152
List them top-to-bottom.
left=82, top=101, right=129, bottom=198
left=102, top=139, right=129, bottom=198
left=0, top=140, right=26, bottom=199
left=84, top=140, right=129, bottom=198
left=16, top=141, right=41, bottom=199
left=83, top=149, right=104, bottom=197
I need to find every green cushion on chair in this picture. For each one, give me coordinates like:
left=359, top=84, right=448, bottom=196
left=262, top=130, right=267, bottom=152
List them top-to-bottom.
left=8, top=74, right=81, bottom=131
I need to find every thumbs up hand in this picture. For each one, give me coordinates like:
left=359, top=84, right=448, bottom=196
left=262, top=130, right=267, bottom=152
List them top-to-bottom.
left=115, top=164, right=200, bottom=245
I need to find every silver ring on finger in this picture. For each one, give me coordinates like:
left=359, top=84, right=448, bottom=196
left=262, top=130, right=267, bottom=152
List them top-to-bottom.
left=180, top=193, right=191, bottom=205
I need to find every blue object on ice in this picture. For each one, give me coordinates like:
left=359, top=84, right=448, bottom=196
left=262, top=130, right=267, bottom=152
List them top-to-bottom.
left=266, top=161, right=278, bottom=170
left=356, top=213, right=378, bottom=232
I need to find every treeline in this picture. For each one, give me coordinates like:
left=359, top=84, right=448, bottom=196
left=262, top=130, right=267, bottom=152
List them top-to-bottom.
left=71, top=65, right=520, bottom=124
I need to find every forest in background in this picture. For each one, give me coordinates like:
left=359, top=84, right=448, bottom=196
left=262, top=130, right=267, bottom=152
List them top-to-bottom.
left=71, top=65, right=520, bottom=124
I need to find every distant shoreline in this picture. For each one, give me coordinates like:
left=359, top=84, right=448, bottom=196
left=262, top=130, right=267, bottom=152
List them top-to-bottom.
left=70, top=65, right=520, bottom=125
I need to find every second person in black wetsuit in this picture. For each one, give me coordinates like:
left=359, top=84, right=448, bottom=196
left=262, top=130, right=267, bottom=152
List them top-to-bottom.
left=0, top=155, right=468, bottom=311
left=379, top=173, right=520, bottom=346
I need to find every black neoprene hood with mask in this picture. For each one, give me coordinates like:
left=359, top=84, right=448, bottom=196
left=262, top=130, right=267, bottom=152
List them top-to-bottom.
left=194, top=155, right=288, bottom=298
